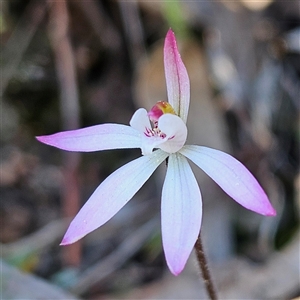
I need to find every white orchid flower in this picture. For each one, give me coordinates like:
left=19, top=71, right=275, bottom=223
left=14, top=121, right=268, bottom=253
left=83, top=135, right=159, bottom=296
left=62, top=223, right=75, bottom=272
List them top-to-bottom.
left=37, top=29, right=276, bottom=275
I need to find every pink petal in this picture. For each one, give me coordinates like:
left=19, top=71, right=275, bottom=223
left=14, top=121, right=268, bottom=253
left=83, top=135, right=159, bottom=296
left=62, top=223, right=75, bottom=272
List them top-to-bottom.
left=164, top=29, right=190, bottom=123
left=36, top=124, right=141, bottom=152
left=180, top=145, right=276, bottom=216
left=61, top=150, right=168, bottom=245
left=161, top=153, right=202, bottom=275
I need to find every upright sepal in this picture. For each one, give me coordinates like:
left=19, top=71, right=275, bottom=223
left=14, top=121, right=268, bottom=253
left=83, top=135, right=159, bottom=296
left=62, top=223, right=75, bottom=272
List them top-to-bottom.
left=164, top=29, right=190, bottom=123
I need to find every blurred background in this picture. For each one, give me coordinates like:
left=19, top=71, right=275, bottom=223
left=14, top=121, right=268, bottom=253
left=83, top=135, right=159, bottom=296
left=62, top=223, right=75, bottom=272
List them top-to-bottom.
left=1, top=0, right=299, bottom=299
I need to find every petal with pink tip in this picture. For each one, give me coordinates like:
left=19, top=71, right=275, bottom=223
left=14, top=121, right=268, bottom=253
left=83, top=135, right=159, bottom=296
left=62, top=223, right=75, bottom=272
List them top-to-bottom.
left=164, top=29, right=190, bottom=123
left=36, top=124, right=141, bottom=152
left=180, top=145, right=276, bottom=216
left=61, top=150, right=168, bottom=245
left=161, top=153, right=202, bottom=275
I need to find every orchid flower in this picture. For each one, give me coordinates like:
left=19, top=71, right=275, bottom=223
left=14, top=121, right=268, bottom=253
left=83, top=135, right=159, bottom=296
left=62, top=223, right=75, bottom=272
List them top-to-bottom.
left=36, top=29, right=276, bottom=276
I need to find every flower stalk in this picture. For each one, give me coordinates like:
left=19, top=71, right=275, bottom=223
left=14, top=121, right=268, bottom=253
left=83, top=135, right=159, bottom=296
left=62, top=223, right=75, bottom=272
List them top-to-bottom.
left=195, top=234, right=218, bottom=300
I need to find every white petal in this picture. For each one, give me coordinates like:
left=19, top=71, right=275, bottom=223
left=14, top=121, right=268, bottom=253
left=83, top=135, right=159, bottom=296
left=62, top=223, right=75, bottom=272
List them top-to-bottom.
left=164, top=29, right=190, bottom=123
left=129, top=108, right=151, bottom=132
left=158, top=114, right=188, bottom=153
left=36, top=124, right=141, bottom=152
left=140, top=136, right=168, bottom=156
left=180, top=145, right=276, bottom=216
left=61, top=150, right=168, bottom=244
left=161, top=153, right=202, bottom=275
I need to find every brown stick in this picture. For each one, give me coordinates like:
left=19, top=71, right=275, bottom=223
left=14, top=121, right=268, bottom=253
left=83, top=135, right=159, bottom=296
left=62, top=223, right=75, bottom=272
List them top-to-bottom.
left=48, top=0, right=81, bottom=267
left=195, top=234, right=218, bottom=300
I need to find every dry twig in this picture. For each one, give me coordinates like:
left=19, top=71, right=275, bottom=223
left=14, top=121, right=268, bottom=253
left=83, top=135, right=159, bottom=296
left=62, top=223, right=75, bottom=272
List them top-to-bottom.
left=47, top=0, right=81, bottom=267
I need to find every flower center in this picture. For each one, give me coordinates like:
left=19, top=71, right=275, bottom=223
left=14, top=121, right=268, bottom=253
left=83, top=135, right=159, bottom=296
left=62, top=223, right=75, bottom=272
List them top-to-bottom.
left=145, top=101, right=177, bottom=139
left=129, top=103, right=186, bottom=155
left=144, top=126, right=167, bottom=139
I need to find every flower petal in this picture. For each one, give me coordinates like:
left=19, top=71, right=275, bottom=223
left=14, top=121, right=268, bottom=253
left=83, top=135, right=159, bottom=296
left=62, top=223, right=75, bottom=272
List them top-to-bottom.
left=164, top=29, right=190, bottom=123
left=129, top=108, right=151, bottom=132
left=130, top=108, right=166, bottom=155
left=158, top=114, right=187, bottom=153
left=36, top=124, right=141, bottom=152
left=180, top=145, right=276, bottom=216
left=61, top=150, right=168, bottom=245
left=161, top=153, right=202, bottom=275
